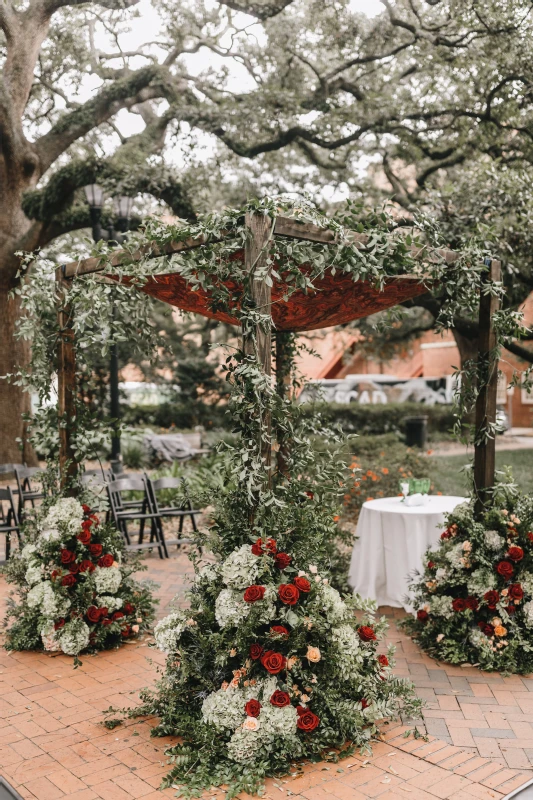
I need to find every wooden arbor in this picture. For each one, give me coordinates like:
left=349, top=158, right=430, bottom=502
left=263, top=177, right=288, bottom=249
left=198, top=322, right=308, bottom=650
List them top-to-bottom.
left=59, top=212, right=501, bottom=513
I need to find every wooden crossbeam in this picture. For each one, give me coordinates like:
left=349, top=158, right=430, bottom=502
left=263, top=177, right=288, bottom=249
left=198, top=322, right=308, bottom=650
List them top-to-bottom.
left=61, top=215, right=461, bottom=279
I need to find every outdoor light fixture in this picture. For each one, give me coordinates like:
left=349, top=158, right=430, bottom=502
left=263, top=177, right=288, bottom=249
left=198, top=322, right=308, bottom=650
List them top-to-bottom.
left=83, top=183, right=105, bottom=209
left=113, top=194, right=134, bottom=221
left=0, top=777, right=24, bottom=800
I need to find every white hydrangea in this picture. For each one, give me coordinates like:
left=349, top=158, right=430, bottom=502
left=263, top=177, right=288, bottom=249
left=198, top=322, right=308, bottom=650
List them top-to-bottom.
left=42, top=498, right=84, bottom=536
left=39, top=528, right=63, bottom=544
left=484, top=530, right=504, bottom=551
left=446, top=542, right=468, bottom=570
left=21, top=544, right=38, bottom=561
left=221, top=545, right=260, bottom=590
left=197, top=563, right=219, bottom=584
left=25, top=565, right=43, bottom=586
left=94, top=566, right=122, bottom=594
left=435, top=568, right=449, bottom=582
left=467, top=568, right=497, bottom=596
left=519, top=574, right=533, bottom=598
left=26, top=581, right=48, bottom=609
left=28, top=581, right=71, bottom=619
left=320, top=583, right=348, bottom=624
left=215, top=588, right=251, bottom=629
left=97, top=595, right=123, bottom=613
left=429, top=595, right=454, bottom=619
left=523, top=601, right=533, bottom=628
left=154, top=611, right=188, bottom=653
left=58, top=619, right=90, bottom=655
left=40, top=622, right=61, bottom=652
left=330, top=624, right=361, bottom=665
left=470, top=627, right=493, bottom=651
left=202, top=685, right=253, bottom=730
left=226, top=699, right=298, bottom=763
left=226, top=727, right=262, bottom=763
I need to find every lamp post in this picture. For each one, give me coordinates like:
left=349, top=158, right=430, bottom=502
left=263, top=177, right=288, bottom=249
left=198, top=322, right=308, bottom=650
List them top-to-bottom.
left=84, top=186, right=135, bottom=473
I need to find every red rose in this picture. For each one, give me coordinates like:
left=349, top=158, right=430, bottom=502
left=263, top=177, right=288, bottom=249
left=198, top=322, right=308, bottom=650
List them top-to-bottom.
left=305, top=491, right=314, bottom=500
left=82, top=504, right=91, bottom=514
left=81, top=518, right=93, bottom=531
left=441, top=529, right=452, bottom=540
left=77, top=530, right=91, bottom=545
left=528, top=532, right=533, bottom=543
left=251, top=537, right=277, bottom=556
left=89, top=543, right=103, bottom=557
left=507, top=546, right=524, bottom=562
left=60, top=549, right=75, bottom=564
left=275, top=552, right=292, bottom=570
left=98, top=553, right=114, bottom=568
left=78, top=560, right=94, bottom=573
left=427, top=561, right=436, bottom=569
left=496, top=561, right=514, bottom=579
left=68, top=562, right=79, bottom=574
left=51, top=570, right=59, bottom=580
left=61, top=574, right=76, bottom=587
left=294, top=577, right=311, bottom=593
left=508, top=583, right=524, bottom=601
left=278, top=584, right=300, bottom=605
left=243, top=585, right=266, bottom=604
left=484, top=590, right=500, bottom=609
left=465, top=597, right=479, bottom=611
left=452, top=598, right=467, bottom=612
left=124, top=602, right=135, bottom=614
left=508, top=604, right=516, bottom=614
left=86, top=606, right=101, bottom=623
left=99, top=607, right=108, bottom=620
left=417, top=610, right=429, bottom=622
left=113, top=611, right=124, bottom=621
left=102, top=618, right=112, bottom=627
left=54, top=619, right=65, bottom=630
left=478, top=622, right=494, bottom=636
left=358, top=625, right=377, bottom=642
left=121, top=626, right=131, bottom=638
left=270, top=626, right=289, bottom=638
left=250, top=644, right=264, bottom=660
left=260, top=650, right=286, bottom=674
left=377, top=654, right=389, bottom=667
left=270, top=690, right=290, bottom=708
left=245, top=699, right=261, bottom=718
left=361, top=699, right=369, bottom=709
left=297, top=710, right=319, bottom=732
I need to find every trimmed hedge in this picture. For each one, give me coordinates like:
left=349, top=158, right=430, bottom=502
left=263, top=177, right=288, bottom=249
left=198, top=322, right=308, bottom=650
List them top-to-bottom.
left=122, top=402, right=230, bottom=430
left=300, top=402, right=456, bottom=437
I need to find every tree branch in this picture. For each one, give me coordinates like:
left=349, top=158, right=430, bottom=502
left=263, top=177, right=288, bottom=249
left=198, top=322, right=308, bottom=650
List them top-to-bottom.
left=216, top=0, right=295, bottom=20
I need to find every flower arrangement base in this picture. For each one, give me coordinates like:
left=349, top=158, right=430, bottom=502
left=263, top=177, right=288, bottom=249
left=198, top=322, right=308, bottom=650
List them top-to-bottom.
left=401, top=494, right=533, bottom=674
left=4, top=498, right=156, bottom=661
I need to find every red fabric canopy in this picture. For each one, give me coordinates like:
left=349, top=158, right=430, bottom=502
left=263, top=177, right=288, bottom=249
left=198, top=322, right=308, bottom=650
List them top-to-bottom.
left=129, top=270, right=429, bottom=332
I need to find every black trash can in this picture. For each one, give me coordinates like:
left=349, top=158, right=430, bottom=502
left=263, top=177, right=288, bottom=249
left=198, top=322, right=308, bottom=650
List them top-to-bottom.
left=404, top=416, right=428, bottom=449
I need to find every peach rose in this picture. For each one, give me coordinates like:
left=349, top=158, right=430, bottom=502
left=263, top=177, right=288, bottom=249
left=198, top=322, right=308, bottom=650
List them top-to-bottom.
left=494, top=625, right=507, bottom=637
left=306, top=646, right=321, bottom=663
left=286, top=656, right=299, bottom=670
left=242, top=716, right=260, bottom=732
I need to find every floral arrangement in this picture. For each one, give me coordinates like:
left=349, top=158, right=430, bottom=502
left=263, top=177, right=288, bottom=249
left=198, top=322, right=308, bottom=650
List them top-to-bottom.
left=402, top=493, right=533, bottom=673
left=4, top=497, right=156, bottom=660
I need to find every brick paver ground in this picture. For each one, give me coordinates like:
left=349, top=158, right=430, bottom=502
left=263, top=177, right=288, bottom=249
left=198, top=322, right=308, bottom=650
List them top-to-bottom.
left=1, top=547, right=532, bottom=800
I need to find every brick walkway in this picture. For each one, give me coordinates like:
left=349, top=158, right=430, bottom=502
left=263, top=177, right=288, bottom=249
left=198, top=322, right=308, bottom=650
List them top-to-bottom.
left=1, top=549, right=532, bottom=800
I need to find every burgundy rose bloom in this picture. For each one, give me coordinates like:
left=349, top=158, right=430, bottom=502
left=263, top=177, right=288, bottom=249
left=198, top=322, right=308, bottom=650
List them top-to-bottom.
left=305, top=491, right=314, bottom=500
left=82, top=504, right=91, bottom=514
left=81, top=518, right=93, bottom=531
left=441, top=529, right=452, bottom=540
left=77, top=530, right=91, bottom=545
left=528, top=532, right=533, bottom=543
left=251, top=537, right=277, bottom=556
left=89, top=543, right=103, bottom=558
left=507, top=546, right=524, bottom=562
left=60, top=549, right=75, bottom=564
left=274, top=552, right=292, bottom=570
left=98, top=553, right=114, bottom=568
left=78, top=560, right=94, bottom=573
left=496, top=560, right=514, bottom=580
left=427, top=561, right=436, bottom=569
left=68, top=562, right=79, bottom=574
left=51, top=570, right=59, bottom=580
left=61, top=574, right=76, bottom=587
left=293, top=577, right=311, bottom=593
left=508, top=583, right=524, bottom=601
left=278, top=584, right=300, bottom=605
left=243, top=585, right=266, bottom=603
left=484, top=590, right=500, bottom=609
left=465, top=597, right=479, bottom=611
left=452, top=598, right=467, bottom=612
left=123, top=602, right=135, bottom=615
left=508, top=604, right=516, bottom=614
left=86, top=606, right=101, bottom=623
left=99, top=607, right=108, bottom=620
left=417, top=610, right=429, bottom=622
left=113, top=611, right=124, bottom=621
left=54, top=619, right=65, bottom=630
left=102, top=619, right=112, bottom=627
left=478, top=621, right=495, bottom=636
left=270, top=625, right=289, bottom=638
left=358, top=625, right=377, bottom=642
left=121, top=626, right=131, bottom=638
left=250, top=643, right=264, bottom=661
left=260, top=650, right=286, bottom=674
left=377, top=654, right=389, bottom=667
left=270, top=690, right=290, bottom=708
left=245, top=699, right=261, bottom=718
left=361, top=699, right=369, bottom=709
left=297, top=709, right=320, bottom=732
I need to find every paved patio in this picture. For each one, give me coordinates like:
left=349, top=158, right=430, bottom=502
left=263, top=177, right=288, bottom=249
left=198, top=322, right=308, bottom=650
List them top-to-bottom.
left=1, top=548, right=532, bottom=800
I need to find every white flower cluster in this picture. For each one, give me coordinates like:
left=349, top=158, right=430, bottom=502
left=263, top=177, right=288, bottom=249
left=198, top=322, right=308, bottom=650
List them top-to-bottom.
left=42, top=498, right=84, bottom=537
left=484, top=530, right=504, bottom=551
left=446, top=541, right=469, bottom=570
left=21, top=544, right=38, bottom=561
left=221, top=545, right=260, bottom=590
left=197, top=563, right=219, bottom=584
left=25, top=565, right=43, bottom=586
left=94, top=566, right=122, bottom=594
left=467, top=568, right=497, bottom=596
left=519, top=573, right=533, bottom=597
left=26, top=581, right=71, bottom=619
left=320, top=583, right=348, bottom=624
left=215, top=586, right=276, bottom=629
left=97, top=595, right=123, bottom=613
left=429, top=595, right=454, bottom=619
left=523, top=600, right=533, bottom=629
left=154, top=611, right=188, bottom=653
left=58, top=619, right=90, bottom=655
left=40, top=622, right=61, bottom=652
left=470, top=627, right=493, bottom=652
left=202, top=684, right=256, bottom=730
left=227, top=703, right=298, bottom=763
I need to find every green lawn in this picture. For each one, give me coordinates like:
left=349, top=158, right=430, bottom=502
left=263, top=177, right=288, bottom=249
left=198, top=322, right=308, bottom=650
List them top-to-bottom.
left=429, top=448, right=533, bottom=497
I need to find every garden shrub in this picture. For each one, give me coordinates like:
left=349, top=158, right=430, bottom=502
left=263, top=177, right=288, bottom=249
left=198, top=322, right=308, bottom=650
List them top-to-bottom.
left=301, top=402, right=457, bottom=438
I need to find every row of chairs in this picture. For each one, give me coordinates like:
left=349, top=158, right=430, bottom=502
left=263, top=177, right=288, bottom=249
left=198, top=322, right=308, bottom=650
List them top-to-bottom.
left=0, top=464, right=47, bottom=515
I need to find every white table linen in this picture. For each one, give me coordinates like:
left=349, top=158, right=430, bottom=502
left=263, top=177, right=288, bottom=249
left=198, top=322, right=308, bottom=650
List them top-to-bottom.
left=348, top=495, right=465, bottom=611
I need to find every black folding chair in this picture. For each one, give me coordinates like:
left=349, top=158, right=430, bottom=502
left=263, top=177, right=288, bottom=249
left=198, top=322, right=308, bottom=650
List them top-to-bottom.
left=14, top=466, right=46, bottom=516
left=82, top=468, right=113, bottom=484
left=146, top=476, right=201, bottom=554
left=107, top=477, right=165, bottom=558
left=0, top=487, right=21, bottom=563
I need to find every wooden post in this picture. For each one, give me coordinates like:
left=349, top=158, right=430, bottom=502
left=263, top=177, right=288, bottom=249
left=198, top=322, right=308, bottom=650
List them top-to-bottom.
left=243, top=212, right=273, bottom=487
left=473, top=259, right=501, bottom=516
left=55, top=267, right=78, bottom=492
left=275, top=331, right=292, bottom=478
